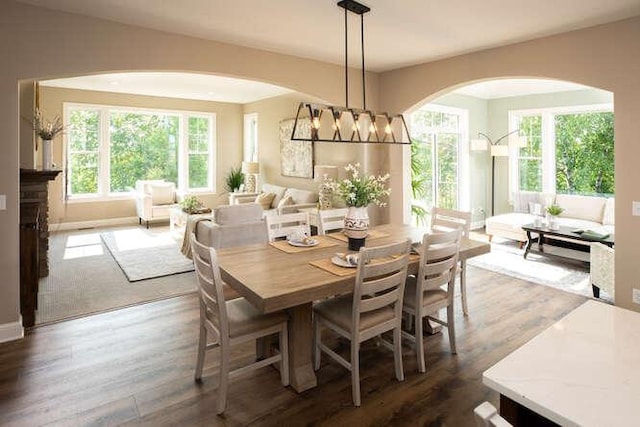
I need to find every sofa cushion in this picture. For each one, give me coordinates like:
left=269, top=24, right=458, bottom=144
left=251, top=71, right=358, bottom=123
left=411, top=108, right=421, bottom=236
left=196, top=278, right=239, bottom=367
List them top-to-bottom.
left=150, top=183, right=175, bottom=205
left=262, top=184, right=287, bottom=208
left=284, top=188, right=318, bottom=204
left=511, top=191, right=541, bottom=213
left=255, top=192, right=275, bottom=210
left=555, top=194, right=606, bottom=223
left=277, top=195, right=295, bottom=209
left=603, top=198, right=615, bottom=226
left=214, top=203, right=263, bottom=225
left=486, top=213, right=534, bottom=242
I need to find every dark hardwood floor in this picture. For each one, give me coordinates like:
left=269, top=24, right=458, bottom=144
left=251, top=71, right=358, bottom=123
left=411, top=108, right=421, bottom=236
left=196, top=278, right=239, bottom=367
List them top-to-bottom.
left=0, top=265, right=586, bottom=426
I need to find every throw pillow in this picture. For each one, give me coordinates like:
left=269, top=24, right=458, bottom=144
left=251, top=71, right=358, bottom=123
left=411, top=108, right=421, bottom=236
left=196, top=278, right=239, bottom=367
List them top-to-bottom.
left=150, top=183, right=175, bottom=205
left=255, top=192, right=276, bottom=210
left=277, top=195, right=295, bottom=209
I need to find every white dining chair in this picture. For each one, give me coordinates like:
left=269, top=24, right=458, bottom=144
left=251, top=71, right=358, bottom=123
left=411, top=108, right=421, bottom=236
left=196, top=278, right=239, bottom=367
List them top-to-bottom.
left=317, top=207, right=348, bottom=235
left=430, top=207, right=472, bottom=315
left=265, top=211, right=311, bottom=242
left=402, top=229, right=461, bottom=373
left=190, top=234, right=290, bottom=414
left=313, top=239, right=412, bottom=406
left=474, top=401, right=513, bottom=427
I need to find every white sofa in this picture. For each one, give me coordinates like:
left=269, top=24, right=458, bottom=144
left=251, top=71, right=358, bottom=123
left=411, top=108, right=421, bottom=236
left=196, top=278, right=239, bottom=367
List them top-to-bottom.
left=234, top=183, right=318, bottom=215
left=486, top=192, right=615, bottom=244
left=195, top=203, right=268, bottom=249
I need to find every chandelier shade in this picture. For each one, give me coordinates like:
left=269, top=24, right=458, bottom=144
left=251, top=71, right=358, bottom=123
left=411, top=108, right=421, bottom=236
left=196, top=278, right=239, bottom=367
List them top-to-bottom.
left=290, top=0, right=410, bottom=145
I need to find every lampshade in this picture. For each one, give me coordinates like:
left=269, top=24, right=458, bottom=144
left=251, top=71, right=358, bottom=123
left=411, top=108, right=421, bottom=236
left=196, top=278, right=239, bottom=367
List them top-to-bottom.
left=471, top=139, right=488, bottom=151
left=490, top=145, right=509, bottom=157
left=242, top=161, right=259, bottom=174
left=314, top=165, right=338, bottom=183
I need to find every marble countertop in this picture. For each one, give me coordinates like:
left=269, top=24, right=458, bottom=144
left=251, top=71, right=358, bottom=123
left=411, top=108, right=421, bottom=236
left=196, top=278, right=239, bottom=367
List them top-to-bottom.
left=483, top=300, right=640, bottom=426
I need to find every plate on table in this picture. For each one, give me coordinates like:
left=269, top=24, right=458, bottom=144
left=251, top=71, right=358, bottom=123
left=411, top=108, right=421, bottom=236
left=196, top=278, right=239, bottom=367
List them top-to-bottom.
left=288, top=238, right=319, bottom=247
left=331, top=254, right=358, bottom=268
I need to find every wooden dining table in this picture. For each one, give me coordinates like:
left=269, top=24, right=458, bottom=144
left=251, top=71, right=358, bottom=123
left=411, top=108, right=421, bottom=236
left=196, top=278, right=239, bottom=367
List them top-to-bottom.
left=217, top=223, right=490, bottom=393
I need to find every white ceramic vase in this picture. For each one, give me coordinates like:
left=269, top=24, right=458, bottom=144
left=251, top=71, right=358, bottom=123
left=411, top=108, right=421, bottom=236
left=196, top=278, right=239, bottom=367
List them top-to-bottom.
left=42, top=139, right=54, bottom=170
left=344, top=206, right=369, bottom=250
left=548, top=214, right=559, bottom=230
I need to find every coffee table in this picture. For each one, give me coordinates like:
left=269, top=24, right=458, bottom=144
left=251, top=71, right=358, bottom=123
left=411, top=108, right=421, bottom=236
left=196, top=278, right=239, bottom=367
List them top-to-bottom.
left=522, top=223, right=614, bottom=263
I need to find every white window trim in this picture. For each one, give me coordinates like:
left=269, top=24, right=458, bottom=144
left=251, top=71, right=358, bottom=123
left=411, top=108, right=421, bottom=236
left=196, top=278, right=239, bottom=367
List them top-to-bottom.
left=63, top=102, right=217, bottom=201
left=508, top=103, right=613, bottom=197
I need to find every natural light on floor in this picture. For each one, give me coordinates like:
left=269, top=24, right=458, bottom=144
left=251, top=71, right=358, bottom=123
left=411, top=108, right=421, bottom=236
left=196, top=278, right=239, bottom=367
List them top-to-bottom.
left=110, top=228, right=176, bottom=251
left=63, top=233, right=104, bottom=260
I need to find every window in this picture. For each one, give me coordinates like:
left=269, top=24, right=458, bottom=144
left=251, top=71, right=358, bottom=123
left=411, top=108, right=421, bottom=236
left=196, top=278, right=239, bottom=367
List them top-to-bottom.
left=65, top=103, right=216, bottom=199
left=410, top=104, right=469, bottom=223
left=510, top=104, right=614, bottom=197
left=243, top=113, right=258, bottom=162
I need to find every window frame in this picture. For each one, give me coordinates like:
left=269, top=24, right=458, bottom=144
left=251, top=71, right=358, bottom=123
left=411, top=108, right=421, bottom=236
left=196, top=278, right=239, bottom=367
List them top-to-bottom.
left=63, top=102, right=217, bottom=202
left=508, top=103, right=613, bottom=197
left=243, top=113, right=258, bottom=162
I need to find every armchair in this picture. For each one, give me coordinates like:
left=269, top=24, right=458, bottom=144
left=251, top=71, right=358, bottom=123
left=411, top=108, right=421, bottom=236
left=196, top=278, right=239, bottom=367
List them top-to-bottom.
left=135, top=180, right=178, bottom=228
left=590, top=242, right=614, bottom=300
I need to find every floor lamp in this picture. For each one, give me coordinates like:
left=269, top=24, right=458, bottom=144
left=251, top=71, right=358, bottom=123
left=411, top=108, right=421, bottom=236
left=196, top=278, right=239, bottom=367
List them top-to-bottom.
left=471, top=130, right=527, bottom=216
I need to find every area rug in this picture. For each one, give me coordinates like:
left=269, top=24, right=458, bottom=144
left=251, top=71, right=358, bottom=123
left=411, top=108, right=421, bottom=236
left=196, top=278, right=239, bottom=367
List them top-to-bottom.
left=101, top=228, right=194, bottom=282
left=467, top=237, right=610, bottom=301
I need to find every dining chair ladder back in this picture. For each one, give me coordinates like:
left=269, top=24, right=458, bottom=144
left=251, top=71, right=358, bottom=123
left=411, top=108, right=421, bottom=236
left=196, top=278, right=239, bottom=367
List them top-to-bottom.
left=430, top=207, right=472, bottom=315
left=317, top=208, right=348, bottom=235
left=265, top=211, right=311, bottom=242
left=402, top=229, right=461, bottom=373
left=190, top=234, right=289, bottom=414
left=313, top=238, right=412, bottom=406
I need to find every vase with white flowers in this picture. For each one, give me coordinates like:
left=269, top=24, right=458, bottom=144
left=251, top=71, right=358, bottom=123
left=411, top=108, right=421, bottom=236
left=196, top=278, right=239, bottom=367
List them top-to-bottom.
left=33, top=109, right=64, bottom=170
left=329, top=163, right=390, bottom=250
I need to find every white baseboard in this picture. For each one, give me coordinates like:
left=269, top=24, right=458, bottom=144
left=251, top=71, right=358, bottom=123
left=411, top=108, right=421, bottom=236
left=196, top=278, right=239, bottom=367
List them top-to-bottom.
left=50, top=216, right=140, bottom=232
left=0, top=316, right=24, bottom=343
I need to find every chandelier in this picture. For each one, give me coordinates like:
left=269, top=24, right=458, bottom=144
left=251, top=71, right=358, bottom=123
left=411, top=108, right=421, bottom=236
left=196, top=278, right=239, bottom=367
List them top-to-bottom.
left=291, top=0, right=410, bottom=144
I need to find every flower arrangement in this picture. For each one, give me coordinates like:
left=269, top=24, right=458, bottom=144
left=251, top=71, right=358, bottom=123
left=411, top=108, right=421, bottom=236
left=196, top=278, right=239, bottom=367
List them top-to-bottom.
left=33, top=109, right=64, bottom=141
left=329, top=163, right=390, bottom=207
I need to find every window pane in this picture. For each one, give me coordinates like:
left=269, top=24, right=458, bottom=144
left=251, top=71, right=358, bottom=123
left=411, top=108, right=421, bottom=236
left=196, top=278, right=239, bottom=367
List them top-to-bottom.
left=68, top=109, right=100, bottom=196
left=109, top=112, right=179, bottom=192
left=554, top=112, right=614, bottom=196
left=517, top=115, right=543, bottom=191
left=189, top=117, right=209, bottom=152
left=437, top=133, right=459, bottom=209
left=70, top=153, right=99, bottom=194
left=189, top=154, right=209, bottom=188
left=519, top=159, right=542, bottom=191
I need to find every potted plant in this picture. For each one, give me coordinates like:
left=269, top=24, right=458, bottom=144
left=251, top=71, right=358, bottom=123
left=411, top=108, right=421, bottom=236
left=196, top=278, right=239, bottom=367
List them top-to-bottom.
left=33, top=109, right=64, bottom=170
left=225, top=166, right=245, bottom=193
left=179, top=194, right=204, bottom=214
left=546, top=204, right=564, bottom=230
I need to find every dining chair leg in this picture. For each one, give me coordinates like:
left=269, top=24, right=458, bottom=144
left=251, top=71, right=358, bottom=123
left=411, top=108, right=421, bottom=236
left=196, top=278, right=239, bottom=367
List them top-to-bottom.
left=460, top=260, right=469, bottom=316
left=447, top=306, right=457, bottom=355
left=415, top=311, right=426, bottom=373
left=313, top=318, right=321, bottom=371
left=280, top=324, right=290, bottom=386
left=393, top=324, right=405, bottom=381
left=194, top=325, right=206, bottom=382
left=351, top=341, right=361, bottom=407
left=217, top=344, right=230, bottom=415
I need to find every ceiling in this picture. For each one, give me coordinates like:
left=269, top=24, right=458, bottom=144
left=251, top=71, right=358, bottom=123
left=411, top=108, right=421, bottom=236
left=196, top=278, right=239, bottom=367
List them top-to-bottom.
left=17, top=0, right=640, bottom=72
left=40, top=72, right=293, bottom=104
left=453, top=79, right=590, bottom=99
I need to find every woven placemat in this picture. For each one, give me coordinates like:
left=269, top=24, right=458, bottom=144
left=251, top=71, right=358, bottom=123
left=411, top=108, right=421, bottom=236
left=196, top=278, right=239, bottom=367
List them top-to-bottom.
left=325, top=229, right=390, bottom=243
left=269, top=236, right=338, bottom=254
left=309, top=258, right=357, bottom=276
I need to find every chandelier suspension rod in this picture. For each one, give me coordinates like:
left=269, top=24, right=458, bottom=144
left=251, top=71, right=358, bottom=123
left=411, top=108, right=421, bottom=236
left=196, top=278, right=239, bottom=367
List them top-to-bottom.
left=344, top=4, right=349, bottom=109
left=361, top=13, right=366, bottom=110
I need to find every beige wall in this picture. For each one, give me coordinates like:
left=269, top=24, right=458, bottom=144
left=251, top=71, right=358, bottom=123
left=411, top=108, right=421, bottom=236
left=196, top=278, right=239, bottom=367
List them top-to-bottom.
left=0, top=0, right=377, bottom=329
left=380, top=17, right=640, bottom=310
left=37, top=86, right=244, bottom=226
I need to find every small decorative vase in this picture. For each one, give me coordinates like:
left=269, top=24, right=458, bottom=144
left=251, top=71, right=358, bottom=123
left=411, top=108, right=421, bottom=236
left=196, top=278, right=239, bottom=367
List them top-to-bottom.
left=42, top=139, right=54, bottom=170
left=318, top=182, right=333, bottom=210
left=344, top=206, right=369, bottom=251
left=548, top=214, right=559, bottom=230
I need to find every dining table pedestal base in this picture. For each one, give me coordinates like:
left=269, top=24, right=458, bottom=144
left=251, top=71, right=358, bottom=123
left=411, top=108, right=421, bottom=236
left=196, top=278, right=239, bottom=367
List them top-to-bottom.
left=287, top=303, right=317, bottom=392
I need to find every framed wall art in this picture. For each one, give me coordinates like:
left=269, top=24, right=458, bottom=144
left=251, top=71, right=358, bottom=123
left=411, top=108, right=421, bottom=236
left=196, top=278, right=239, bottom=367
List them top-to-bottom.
left=280, top=118, right=313, bottom=178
